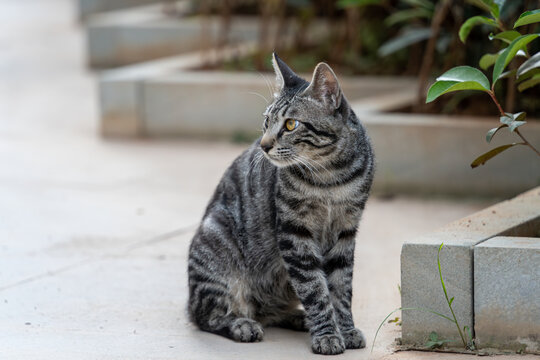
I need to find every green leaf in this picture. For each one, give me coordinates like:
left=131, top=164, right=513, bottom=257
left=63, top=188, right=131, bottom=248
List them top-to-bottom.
left=336, top=0, right=382, bottom=8
left=401, top=0, right=434, bottom=10
left=467, top=0, right=500, bottom=19
left=385, top=8, right=432, bottom=27
left=514, top=9, right=540, bottom=28
left=460, top=16, right=498, bottom=43
left=378, top=28, right=432, bottom=57
left=489, top=30, right=521, bottom=44
left=492, top=34, right=539, bottom=83
left=479, top=51, right=501, bottom=70
left=517, top=52, right=540, bottom=78
left=426, top=66, right=491, bottom=103
left=437, top=66, right=491, bottom=89
left=517, top=68, right=540, bottom=82
left=499, top=69, right=517, bottom=80
left=518, top=73, right=540, bottom=91
left=426, top=81, right=486, bottom=103
left=500, top=112, right=526, bottom=126
left=505, top=112, right=527, bottom=122
left=514, top=112, right=526, bottom=121
left=500, top=114, right=513, bottom=125
left=509, top=121, right=527, bottom=132
left=486, top=124, right=508, bottom=142
left=470, top=143, right=523, bottom=168
left=449, top=297, right=454, bottom=306
left=464, top=326, right=476, bottom=350
left=426, top=331, right=452, bottom=350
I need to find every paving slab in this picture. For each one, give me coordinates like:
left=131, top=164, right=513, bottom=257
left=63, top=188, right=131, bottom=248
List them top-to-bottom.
left=474, top=237, right=540, bottom=353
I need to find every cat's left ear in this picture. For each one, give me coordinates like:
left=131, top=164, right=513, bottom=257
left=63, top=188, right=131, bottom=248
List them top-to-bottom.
left=303, top=62, right=342, bottom=110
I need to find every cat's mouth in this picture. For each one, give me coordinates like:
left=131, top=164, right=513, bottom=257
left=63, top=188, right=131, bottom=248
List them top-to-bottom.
left=263, top=148, right=296, bottom=168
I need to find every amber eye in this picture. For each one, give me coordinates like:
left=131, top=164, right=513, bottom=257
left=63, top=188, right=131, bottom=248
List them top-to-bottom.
left=285, top=119, right=298, bottom=131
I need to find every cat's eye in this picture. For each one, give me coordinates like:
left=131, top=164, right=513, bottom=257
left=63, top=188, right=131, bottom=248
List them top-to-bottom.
left=263, top=117, right=269, bottom=130
left=284, top=119, right=298, bottom=131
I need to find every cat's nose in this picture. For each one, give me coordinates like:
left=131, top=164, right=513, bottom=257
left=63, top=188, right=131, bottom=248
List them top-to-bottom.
left=261, top=142, right=273, bottom=153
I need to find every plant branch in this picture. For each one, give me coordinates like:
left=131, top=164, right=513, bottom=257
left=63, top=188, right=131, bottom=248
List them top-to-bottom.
left=416, top=0, right=453, bottom=106
left=496, top=18, right=506, bottom=32
left=487, top=89, right=540, bottom=157
left=488, top=89, right=505, bottom=116
left=515, top=129, right=540, bottom=157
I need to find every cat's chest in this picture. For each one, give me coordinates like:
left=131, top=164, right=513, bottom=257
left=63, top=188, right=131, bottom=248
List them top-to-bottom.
left=277, top=190, right=360, bottom=240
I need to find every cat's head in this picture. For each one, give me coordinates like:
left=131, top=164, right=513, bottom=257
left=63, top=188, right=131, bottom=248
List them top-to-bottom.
left=260, top=53, right=353, bottom=168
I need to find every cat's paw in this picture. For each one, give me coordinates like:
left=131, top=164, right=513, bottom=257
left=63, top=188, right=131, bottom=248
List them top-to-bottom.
left=278, top=309, right=308, bottom=332
left=287, top=309, right=308, bottom=332
left=231, top=318, right=264, bottom=342
left=342, top=328, right=366, bottom=349
left=311, top=334, right=345, bottom=355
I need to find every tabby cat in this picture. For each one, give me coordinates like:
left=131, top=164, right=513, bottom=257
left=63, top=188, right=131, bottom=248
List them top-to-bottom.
left=187, top=53, right=374, bottom=355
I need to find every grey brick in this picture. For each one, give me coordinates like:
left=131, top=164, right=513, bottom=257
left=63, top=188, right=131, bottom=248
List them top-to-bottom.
left=474, top=237, right=540, bottom=353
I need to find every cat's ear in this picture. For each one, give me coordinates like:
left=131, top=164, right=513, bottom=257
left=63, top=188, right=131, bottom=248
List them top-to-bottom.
left=272, top=52, right=303, bottom=94
left=303, top=62, right=342, bottom=109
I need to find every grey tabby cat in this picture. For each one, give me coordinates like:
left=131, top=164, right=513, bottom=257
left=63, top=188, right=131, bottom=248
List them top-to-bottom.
left=187, top=53, right=374, bottom=355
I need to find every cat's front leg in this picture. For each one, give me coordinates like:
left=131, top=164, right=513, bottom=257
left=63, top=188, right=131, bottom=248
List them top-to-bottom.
left=277, top=220, right=345, bottom=355
left=323, top=230, right=366, bottom=350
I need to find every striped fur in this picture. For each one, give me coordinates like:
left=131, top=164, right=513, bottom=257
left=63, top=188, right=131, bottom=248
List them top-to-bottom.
left=188, top=54, right=374, bottom=355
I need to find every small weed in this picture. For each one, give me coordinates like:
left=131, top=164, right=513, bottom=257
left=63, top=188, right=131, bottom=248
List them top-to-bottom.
left=371, top=243, right=475, bottom=352
left=387, top=316, right=401, bottom=326
left=425, top=331, right=452, bottom=349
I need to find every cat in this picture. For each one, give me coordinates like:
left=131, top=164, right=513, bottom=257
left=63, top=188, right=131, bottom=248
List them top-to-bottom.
left=187, top=53, right=374, bottom=355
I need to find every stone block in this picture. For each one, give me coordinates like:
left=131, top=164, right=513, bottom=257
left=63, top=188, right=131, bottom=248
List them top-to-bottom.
left=401, top=187, right=540, bottom=346
left=474, top=237, right=540, bottom=353
left=401, top=242, right=474, bottom=346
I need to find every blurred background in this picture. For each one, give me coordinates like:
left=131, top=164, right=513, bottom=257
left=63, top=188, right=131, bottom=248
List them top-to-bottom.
left=0, top=0, right=538, bottom=359
left=86, top=0, right=540, bottom=196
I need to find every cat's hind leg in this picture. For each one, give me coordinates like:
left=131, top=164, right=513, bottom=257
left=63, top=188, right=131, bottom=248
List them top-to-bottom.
left=188, top=245, right=264, bottom=342
left=188, top=273, right=264, bottom=342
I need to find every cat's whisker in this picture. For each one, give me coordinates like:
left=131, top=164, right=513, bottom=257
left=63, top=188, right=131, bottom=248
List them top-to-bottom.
left=258, top=71, right=276, bottom=99
left=246, top=91, right=269, bottom=104
left=246, top=151, right=264, bottom=189
left=293, top=154, right=324, bottom=183
left=300, top=155, right=338, bottom=184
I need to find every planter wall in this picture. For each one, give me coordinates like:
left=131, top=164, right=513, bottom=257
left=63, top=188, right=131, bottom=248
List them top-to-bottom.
left=86, top=11, right=327, bottom=68
left=88, top=15, right=261, bottom=68
left=97, top=51, right=540, bottom=197
left=401, top=187, right=540, bottom=353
